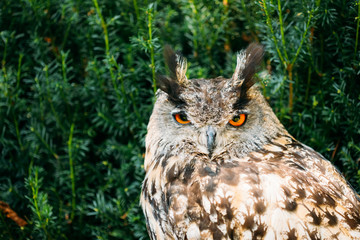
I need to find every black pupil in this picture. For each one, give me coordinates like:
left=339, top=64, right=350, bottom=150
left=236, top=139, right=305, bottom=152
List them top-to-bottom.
left=180, top=114, right=188, bottom=121
left=233, top=116, right=240, bottom=122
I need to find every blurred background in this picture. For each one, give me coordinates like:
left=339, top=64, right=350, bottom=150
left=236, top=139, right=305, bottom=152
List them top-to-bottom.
left=0, top=0, right=359, bottom=239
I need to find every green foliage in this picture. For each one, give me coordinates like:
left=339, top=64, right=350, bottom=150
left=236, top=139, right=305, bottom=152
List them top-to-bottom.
left=0, top=0, right=359, bottom=239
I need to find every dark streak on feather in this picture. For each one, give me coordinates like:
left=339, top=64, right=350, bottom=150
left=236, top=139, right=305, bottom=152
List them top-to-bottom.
left=166, top=164, right=179, bottom=183
left=151, top=181, right=156, bottom=195
left=284, top=199, right=297, bottom=212
left=255, top=200, right=266, bottom=214
left=308, top=208, right=321, bottom=225
left=324, top=210, right=338, bottom=226
left=242, top=214, right=255, bottom=229
left=253, top=223, right=267, bottom=239
left=286, top=228, right=297, bottom=240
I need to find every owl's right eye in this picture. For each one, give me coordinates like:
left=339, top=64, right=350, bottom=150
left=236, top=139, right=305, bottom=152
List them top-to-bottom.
left=173, top=113, right=191, bottom=125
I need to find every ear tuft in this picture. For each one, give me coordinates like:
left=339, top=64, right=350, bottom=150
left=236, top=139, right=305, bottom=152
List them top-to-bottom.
left=231, top=43, right=264, bottom=110
left=232, top=43, right=264, bottom=90
left=242, top=43, right=264, bottom=90
left=156, top=45, right=188, bottom=105
left=163, top=45, right=188, bottom=86
left=156, top=74, right=184, bottom=105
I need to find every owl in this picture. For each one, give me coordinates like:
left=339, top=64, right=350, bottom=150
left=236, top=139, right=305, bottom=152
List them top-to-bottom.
left=140, top=44, right=360, bottom=240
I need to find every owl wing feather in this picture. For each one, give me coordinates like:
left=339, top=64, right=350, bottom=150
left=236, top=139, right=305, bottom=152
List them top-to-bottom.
left=141, top=134, right=360, bottom=240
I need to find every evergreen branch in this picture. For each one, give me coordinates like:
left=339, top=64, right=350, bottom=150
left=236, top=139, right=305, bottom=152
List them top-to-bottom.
left=92, top=0, right=109, bottom=56
left=93, top=0, right=123, bottom=101
left=133, top=0, right=140, bottom=22
left=188, top=0, right=199, bottom=56
left=261, top=0, right=286, bottom=68
left=277, top=0, right=289, bottom=61
left=355, top=0, right=360, bottom=58
left=147, top=4, right=157, bottom=95
left=288, top=9, right=313, bottom=112
left=290, top=10, right=313, bottom=66
left=61, top=22, right=72, bottom=51
left=1, top=36, right=8, bottom=87
left=61, top=52, right=68, bottom=83
left=13, top=53, right=24, bottom=150
left=16, top=53, right=23, bottom=90
left=44, top=65, right=65, bottom=132
left=34, top=76, right=45, bottom=120
left=13, top=111, right=23, bottom=150
left=68, top=122, right=76, bottom=222
left=30, top=126, right=59, bottom=160
left=28, top=146, right=40, bottom=176
left=29, top=168, right=52, bottom=239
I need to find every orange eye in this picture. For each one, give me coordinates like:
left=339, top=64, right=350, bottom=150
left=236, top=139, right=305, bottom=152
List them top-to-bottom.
left=174, top=113, right=191, bottom=124
left=229, top=114, right=247, bottom=127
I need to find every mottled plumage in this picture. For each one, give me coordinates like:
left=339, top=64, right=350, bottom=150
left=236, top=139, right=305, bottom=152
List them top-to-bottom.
left=141, top=44, right=360, bottom=240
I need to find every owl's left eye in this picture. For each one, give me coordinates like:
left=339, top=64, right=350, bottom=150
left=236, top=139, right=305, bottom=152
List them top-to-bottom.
left=173, top=113, right=191, bottom=125
left=229, top=113, right=247, bottom=127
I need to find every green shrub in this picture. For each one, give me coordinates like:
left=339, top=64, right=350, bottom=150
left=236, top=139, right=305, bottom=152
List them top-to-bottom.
left=0, top=0, right=359, bottom=239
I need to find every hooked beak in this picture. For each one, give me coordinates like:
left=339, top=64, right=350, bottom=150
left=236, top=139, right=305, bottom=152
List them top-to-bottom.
left=206, top=126, right=217, bottom=157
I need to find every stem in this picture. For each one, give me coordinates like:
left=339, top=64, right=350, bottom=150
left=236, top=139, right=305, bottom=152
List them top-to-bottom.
left=93, top=0, right=122, bottom=100
left=93, top=0, right=109, bottom=56
left=133, top=0, right=140, bottom=22
left=189, top=0, right=199, bottom=57
left=262, top=0, right=286, bottom=68
left=277, top=0, right=289, bottom=61
left=355, top=0, right=360, bottom=58
left=148, top=5, right=156, bottom=94
left=288, top=9, right=313, bottom=112
left=291, top=10, right=313, bottom=66
left=61, top=22, right=72, bottom=50
left=2, top=38, right=8, bottom=87
left=61, top=52, right=67, bottom=83
left=16, top=53, right=23, bottom=90
left=14, top=54, right=24, bottom=150
left=287, top=64, right=294, bottom=113
left=44, top=65, right=65, bottom=132
left=305, top=66, right=311, bottom=103
left=34, top=77, right=45, bottom=120
left=13, top=112, right=23, bottom=150
left=68, top=123, right=76, bottom=222
left=30, top=126, right=59, bottom=160
left=28, top=146, right=40, bottom=176
left=30, top=168, right=52, bottom=239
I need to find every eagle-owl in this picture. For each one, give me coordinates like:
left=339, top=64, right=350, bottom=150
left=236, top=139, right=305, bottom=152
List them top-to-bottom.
left=140, top=44, right=360, bottom=239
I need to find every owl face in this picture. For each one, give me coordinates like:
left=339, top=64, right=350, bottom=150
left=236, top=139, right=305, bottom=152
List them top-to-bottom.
left=150, top=44, right=285, bottom=161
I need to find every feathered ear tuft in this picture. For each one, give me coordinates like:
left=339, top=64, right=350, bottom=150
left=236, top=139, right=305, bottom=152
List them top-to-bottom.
left=231, top=43, right=264, bottom=91
left=231, top=43, right=264, bottom=110
left=156, top=45, right=188, bottom=105
left=163, top=45, right=188, bottom=86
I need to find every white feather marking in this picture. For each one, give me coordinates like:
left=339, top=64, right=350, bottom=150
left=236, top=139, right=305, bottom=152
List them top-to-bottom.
left=231, top=51, right=247, bottom=85
left=176, top=54, right=188, bottom=85
left=263, top=144, right=284, bottom=152
left=260, top=174, right=286, bottom=204
left=202, top=195, right=211, bottom=214
left=209, top=212, right=218, bottom=223
left=186, top=223, right=201, bottom=240
left=217, top=224, right=227, bottom=235
left=242, top=230, right=253, bottom=239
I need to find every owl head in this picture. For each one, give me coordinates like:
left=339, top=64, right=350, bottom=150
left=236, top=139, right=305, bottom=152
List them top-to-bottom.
left=146, top=44, right=287, bottom=167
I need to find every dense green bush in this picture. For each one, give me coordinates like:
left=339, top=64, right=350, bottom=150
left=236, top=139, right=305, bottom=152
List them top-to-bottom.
left=0, top=0, right=359, bottom=239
